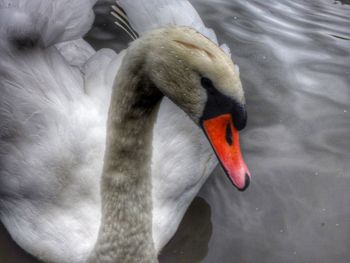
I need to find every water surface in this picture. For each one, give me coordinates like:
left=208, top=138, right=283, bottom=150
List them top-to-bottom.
left=161, top=0, right=350, bottom=262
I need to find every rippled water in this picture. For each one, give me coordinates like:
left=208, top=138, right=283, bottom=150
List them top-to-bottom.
left=1, top=0, right=349, bottom=262
left=160, top=0, right=350, bottom=262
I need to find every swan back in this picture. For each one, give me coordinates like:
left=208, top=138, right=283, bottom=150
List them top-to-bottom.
left=0, top=0, right=96, bottom=48
left=116, top=0, right=231, bottom=56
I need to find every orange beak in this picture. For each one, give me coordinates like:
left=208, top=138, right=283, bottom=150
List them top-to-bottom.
left=202, top=114, right=251, bottom=191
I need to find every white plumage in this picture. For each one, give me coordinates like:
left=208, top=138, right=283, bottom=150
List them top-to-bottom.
left=0, top=0, right=229, bottom=262
left=117, top=0, right=231, bottom=55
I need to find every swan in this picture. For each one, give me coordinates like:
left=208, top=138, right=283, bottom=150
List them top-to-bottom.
left=0, top=0, right=251, bottom=262
left=86, top=25, right=251, bottom=262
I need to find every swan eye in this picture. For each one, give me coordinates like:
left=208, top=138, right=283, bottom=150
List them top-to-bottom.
left=201, top=77, right=215, bottom=94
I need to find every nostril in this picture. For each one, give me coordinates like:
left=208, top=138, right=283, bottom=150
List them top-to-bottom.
left=225, top=122, right=233, bottom=145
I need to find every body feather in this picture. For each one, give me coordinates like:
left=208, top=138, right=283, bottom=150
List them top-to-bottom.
left=0, top=0, right=221, bottom=262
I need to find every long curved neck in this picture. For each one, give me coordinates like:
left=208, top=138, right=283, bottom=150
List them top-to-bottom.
left=88, top=48, right=162, bottom=263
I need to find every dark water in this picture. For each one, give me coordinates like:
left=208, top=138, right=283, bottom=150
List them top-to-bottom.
left=1, top=0, right=350, bottom=262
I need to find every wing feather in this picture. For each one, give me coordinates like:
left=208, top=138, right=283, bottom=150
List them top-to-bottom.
left=114, top=0, right=231, bottom=55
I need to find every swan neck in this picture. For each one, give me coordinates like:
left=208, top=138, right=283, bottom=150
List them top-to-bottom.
left=88, top=51, right=162, bottom=263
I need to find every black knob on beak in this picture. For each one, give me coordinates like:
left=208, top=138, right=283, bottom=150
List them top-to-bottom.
left=231, top=103, right=247, bottom=131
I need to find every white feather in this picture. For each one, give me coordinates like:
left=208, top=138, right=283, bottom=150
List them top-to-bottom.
left=0, top=0, right=219, bottom=262
left=0, top=0, right=97, bottom=48
left=117, top=0, right=232, bottom=56
left=117, top=0, right=217, bottom=41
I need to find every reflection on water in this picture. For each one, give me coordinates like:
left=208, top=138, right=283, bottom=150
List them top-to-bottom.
left=1, top=0, right=349, bottom=262
left=86, top=0, right=130, bottom=51
left=334, top=0, right=350, bottom=5
left=159, top=197, right=212, bottom=263
left=0, top=222, right=41, bottom=263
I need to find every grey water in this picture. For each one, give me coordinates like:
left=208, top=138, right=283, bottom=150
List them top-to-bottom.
left=1, top=0, right=350, bottom=262
left=159, top=0, right=350, bottom=262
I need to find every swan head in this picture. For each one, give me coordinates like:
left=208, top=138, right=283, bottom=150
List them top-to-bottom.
left=131, top=26, right=250, bottom=191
